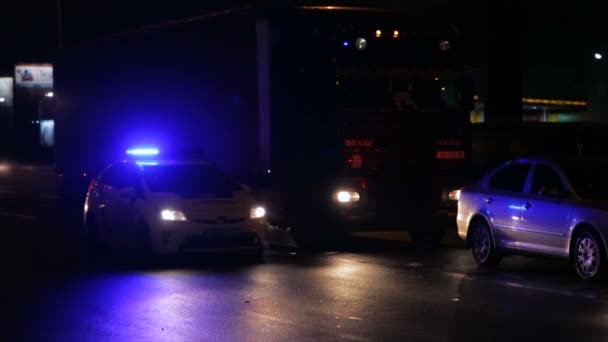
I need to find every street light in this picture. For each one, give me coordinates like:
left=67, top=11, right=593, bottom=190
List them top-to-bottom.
left=595, top=53, right=603, bottom=60
left=38, top=91, right=55, bottom=146
left=0, top=97, right=5, bottom=103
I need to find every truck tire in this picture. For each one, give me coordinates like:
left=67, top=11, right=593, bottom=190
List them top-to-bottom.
left=409, top=229, right=446, bottom=246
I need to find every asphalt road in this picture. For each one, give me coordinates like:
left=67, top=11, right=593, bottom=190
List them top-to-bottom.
left=3, top=162, right=608, bottom=341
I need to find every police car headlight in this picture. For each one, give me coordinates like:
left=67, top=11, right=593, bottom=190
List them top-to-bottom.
left=334, top=190, right=360, bottom=203
left=250, top=206, right=266, bottom=219
left=160, top=209, right=187, bottom=221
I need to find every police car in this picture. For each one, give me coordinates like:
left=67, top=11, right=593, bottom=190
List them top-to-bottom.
left=84, top=148, right=267, bottom=257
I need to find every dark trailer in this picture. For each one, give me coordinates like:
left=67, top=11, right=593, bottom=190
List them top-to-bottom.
left=54, top=5, right=472, bottom=244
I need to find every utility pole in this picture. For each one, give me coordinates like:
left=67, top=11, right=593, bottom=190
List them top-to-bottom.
left=56, top=0, right=63, bottom=48
left=485, top=0, right=522, bottom=123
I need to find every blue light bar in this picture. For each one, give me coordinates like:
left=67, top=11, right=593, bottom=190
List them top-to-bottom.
left=126, top=148, right=159, bottom=156
left=135, top=161, right=159, bottom=166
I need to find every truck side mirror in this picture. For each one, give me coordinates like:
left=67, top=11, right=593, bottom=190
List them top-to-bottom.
left=459, top=75, right=474, bottom=111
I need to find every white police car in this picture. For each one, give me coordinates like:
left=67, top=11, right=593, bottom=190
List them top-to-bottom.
left=84, top=148, right=267, bottom=257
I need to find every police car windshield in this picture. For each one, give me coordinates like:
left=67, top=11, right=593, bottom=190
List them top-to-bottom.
left=142, top=164, right=238, bottom=195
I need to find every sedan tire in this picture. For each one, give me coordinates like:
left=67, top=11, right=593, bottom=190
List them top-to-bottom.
left=469, top=220, right=501, bottom=266
left=572, top=230, right=606, bottom=281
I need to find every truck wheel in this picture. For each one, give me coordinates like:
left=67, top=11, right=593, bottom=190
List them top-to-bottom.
left=409, top=229, right=445, bottom=246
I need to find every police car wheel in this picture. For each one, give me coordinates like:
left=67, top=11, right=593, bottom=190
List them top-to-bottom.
left=85, top=214, right=104, bottom=255
left=135, top=221, right=152, bottom=256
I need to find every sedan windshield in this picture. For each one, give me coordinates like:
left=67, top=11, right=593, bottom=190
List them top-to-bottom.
left=564, top=163, right=608, bottom=200
left=142, top=164, right=238, bottom=196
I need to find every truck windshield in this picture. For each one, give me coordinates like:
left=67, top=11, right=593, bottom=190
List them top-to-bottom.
left=339, top=68, right=461, bottom=111
left=564, top=162, right=608, bottom=200
left=142, top=164, right=238, bottom=195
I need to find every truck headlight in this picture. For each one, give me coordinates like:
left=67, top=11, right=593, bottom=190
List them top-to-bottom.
left=334, top=190, right=360, bottom=203
left=250, top=206, right=266, bottom=219
left=160, top=209, right=187, bottom=221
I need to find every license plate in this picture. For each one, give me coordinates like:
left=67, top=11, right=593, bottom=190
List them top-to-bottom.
left=205, top=229, right=240, bottom=239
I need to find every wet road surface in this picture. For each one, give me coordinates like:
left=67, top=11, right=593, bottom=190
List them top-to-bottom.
left=3, top=162, right=608, bottom=341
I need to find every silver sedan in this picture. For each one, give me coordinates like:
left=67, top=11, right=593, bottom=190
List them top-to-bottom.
left=456, top=158, right=608, bottom=280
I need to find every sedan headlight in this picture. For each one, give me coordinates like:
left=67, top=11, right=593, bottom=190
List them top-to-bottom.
left=448, top=189, right=461, bottom=201
left=334, top=190, right=360, bottom=203
left=250, top=206, right=266, bottom=219
left=160, top=209, right=187, bottom=221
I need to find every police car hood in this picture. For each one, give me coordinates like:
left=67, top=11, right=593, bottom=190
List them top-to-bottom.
left=148, top=190, right=254, bottom=222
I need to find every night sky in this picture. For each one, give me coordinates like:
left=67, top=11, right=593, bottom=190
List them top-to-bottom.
left=0, top=1, right=605, bottom=99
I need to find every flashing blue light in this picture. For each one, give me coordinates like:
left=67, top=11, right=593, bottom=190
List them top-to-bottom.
left=343, top=41, right=349, bottom=47
left=126, top=148, right=159, bottom=156
left=135, top=161, right=159, bottom=166
left=509, top=205, right=526, bottom=211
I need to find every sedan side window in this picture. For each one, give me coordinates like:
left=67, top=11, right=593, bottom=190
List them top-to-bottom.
left=489, top=163, right=531, bottom=193
left=531, top=164, right=564, bottom=197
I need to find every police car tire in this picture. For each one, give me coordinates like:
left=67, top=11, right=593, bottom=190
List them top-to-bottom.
left=85, top=214, right=103, bottom=255
left=135, top=221, right=152, bottom=256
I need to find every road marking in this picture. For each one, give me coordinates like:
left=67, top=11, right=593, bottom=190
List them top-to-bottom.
left=0, top=211, right=38, bottom=220
left=249, top=311, right=370, bottom=341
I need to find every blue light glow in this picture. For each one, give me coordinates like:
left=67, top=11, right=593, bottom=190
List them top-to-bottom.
left=343, top=41, right=349, bottom=47
left=126, top=148, right=159, bottom=156
left=136, top=161, right=159, bottom=166
left=509, top=205, right=526, bottom=211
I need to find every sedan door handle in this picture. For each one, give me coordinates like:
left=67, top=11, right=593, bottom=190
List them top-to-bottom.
left=484, top=197, right=493, bottom=204
left=523, top=202, right=532, bottom=210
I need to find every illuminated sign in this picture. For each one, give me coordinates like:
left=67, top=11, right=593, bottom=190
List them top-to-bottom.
left=15, top=64, right=53, bottom=88
left=522, top=98, right=586, bottom=107
left=345, top=139, right=373, bottom=147
left=438, top=139, right=464, bottom=147
left=436, top=150, right=465, bottom=160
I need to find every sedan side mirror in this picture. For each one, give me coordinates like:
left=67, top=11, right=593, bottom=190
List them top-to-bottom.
left=538, top=185, right=562, bottom=198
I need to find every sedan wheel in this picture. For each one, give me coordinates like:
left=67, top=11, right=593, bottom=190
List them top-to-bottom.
left=470, top=222, right=500, bottom=266
left=574, top=232, right=604, bottom=280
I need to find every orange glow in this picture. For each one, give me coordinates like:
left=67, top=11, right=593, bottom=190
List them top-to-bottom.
left=375, top=29, right=382, bottom=37
left=393, top=30, right=399, bottom=38
left=522, top=98, right=586, bottom=106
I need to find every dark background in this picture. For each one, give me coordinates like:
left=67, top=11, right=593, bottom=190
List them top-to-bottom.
left=1, top=1, right=606, bottom=103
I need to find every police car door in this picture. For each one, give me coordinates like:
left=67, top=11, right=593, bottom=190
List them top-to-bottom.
left=103, top=163, right=139, bottom=247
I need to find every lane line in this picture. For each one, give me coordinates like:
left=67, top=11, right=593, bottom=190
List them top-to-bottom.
left=0, top=211, right=39, bottom=220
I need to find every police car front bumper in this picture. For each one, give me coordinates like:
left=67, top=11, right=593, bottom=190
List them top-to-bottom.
left=148, top=220, right=266, bottom=255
